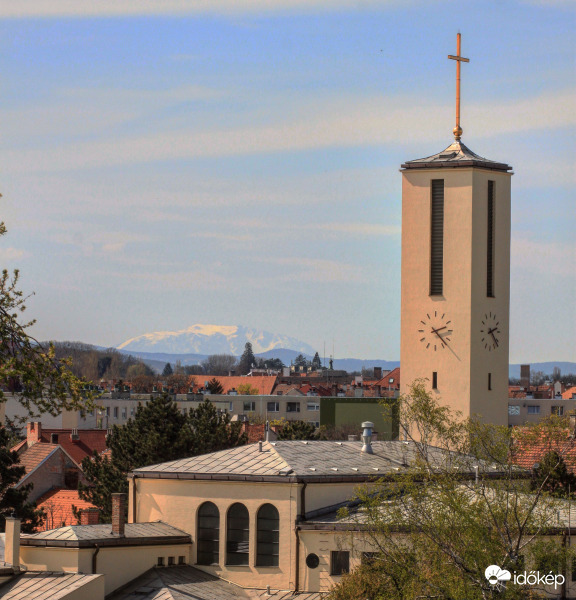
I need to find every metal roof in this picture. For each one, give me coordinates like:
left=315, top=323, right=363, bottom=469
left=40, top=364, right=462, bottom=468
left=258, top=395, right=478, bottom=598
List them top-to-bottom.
left=401, top=140, right=512, bottom=172
left=131, top=440, right=483, bottom=483
left=20, top=521, right=191, bottom=548
left=108, top=565, right=325, bottom=600
left=0, top=571, right=103, bottom=600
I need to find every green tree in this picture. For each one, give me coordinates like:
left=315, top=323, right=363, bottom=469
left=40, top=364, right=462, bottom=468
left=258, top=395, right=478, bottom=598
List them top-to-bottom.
left=0, top=225, right=93, bottom=417
left=237, top=342, right=256, bottom=375
left=311, top=352, right=322, bottom=370
left=293, top=354, right=309, bottom=369
left=162, top=362, right=173, bottom=376
left=206, top=377, right=224, bottom=394
left=329, top=380, right=575, bottom=600
left=237, top=383, right=259, bottom=395
left=79, top=395, right=246, bottom=519
left=184, top=398, right=246, bottom=456
left=277, top=420, right=317, bottom=440
left=531, top=450, right=576, bottom=497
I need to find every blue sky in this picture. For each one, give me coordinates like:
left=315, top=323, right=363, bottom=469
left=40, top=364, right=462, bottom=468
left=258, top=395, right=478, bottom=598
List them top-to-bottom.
left=0, top=0, right=574, bottom=362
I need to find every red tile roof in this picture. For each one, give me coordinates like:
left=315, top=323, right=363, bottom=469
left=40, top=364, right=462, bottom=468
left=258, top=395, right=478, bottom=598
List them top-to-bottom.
left=372, top=367, right=401, bottom=390
left=194, top=375, right=277, bottom=396
left=563, top=386, right=576, bottom=400
left=512, top=428, right=576, bottom=471
left=39, top=429, right=108, bottom=465
left=18, top=443, right=60, bottom=476
left=35, top=488, right=97, bottom=531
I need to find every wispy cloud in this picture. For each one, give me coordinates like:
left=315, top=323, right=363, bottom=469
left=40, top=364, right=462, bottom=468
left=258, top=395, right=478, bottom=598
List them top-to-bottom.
left=0, top=0, right=404, bottom=19
left=4, top=90, right=574, bottom=174
left=0, top=247, right=29, bottom=261
left=257, top=256, right=367, bottom=283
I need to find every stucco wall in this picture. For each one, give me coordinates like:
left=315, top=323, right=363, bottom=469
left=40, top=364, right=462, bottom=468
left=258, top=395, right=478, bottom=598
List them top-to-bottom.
left=400, top=167, right=510, bottom=427
left=132, top=477, right=298, bottom=590
left=20, top=543, right=191, bottom=595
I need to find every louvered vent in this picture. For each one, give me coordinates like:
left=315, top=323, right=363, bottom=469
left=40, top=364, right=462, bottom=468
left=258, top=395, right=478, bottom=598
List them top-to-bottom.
left=430, top=179, right=444, bottom=296
left=487, top=181, right=495, bottom=297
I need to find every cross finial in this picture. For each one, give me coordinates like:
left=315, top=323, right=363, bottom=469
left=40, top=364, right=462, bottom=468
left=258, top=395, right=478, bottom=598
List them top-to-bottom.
left=448, top=33, right=470, bottom=141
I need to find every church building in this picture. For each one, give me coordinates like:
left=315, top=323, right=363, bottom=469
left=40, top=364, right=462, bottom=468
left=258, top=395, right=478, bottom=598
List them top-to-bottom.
left=399, top=34, right=512, bottom=426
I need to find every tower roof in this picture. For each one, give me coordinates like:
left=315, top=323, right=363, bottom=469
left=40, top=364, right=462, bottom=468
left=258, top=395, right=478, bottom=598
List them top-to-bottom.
left=401, top=140, right=512, bottom=172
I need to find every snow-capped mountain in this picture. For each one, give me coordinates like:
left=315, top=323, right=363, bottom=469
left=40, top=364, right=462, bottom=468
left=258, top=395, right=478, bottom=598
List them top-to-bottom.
left=116, top=324, right=317, bottom=356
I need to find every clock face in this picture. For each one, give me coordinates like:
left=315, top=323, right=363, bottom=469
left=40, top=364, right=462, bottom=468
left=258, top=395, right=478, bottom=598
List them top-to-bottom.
left=418, top=310, right=453, bottom=351
left=480, top=312, right=501, bottom=351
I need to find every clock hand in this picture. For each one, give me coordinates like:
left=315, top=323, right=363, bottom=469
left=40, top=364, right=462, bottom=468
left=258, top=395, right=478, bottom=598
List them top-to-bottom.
left=431, top=326, right=447, bottom=334
left=489, top=330, right=499, bottom=347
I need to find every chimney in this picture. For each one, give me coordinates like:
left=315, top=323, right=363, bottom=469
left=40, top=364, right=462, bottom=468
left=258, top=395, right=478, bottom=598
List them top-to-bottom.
left=374, top=367, right=383, bottom=380
left=361, top=421, right=374, bottom=454
left=26, top=422, right=42, bottom=446
left=70, top=428, right=79, bottom=443
left=111, top=493, right=126, bottom=536
left=80, top=508, right=100, bottom=525
left=4, top=516, right=21, bottom=568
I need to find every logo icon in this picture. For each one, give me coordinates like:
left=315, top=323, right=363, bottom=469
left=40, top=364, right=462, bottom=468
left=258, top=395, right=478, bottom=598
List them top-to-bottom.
left=485, top=565, right=512, bottom=586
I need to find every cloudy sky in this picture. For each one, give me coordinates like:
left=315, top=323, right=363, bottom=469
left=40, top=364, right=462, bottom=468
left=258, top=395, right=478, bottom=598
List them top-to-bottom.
left=0, top=0, right=574, bottom=362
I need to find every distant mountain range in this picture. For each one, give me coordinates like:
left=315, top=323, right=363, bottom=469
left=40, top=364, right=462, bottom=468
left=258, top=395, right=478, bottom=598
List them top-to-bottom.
left=104, top=324, right=576, bottom=376
left=117, top=324, right=316, bottom=356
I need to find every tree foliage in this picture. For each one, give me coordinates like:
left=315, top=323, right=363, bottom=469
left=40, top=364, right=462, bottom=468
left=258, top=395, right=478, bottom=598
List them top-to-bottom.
left=0, top=232, right=94, bottom=417
left=237, top=342, right=256, bottom=375
left=311, top=352, right=322, bottom=370
left=293, top=353, right=309, bottom=369
left=201, top=354, right=237, bottom=375
left=162, top=362, right=173, bottom=376
left=206, top=377, right=224, bottom=394
left=329, top=380, right=576, bottom=600
left=236, top=383, right=259, bottom=395
left=79, top=395, right=246, bottom=519
left=276, top=420, right=317, bottom=441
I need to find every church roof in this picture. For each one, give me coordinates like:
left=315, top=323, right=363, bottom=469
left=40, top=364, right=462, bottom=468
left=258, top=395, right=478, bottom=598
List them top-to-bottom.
left=401, top=140, right=512, bottom=172
left=130, top=440, right=499, bottom=483
left=20, top=521, right=190, bottom=548
left=108, top=565, right=325, bottom=600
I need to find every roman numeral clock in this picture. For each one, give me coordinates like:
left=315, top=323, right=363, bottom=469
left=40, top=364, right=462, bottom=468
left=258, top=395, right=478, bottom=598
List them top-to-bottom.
left=399, top=34, right=512, bottom=427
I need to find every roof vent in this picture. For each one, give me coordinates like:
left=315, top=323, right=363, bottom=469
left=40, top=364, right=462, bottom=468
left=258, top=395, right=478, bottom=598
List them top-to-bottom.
left=361, top=421, right=374, bottom=454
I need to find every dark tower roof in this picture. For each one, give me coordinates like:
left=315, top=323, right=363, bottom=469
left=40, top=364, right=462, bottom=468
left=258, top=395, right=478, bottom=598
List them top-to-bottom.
left=401, top=140, right=512, bottom=172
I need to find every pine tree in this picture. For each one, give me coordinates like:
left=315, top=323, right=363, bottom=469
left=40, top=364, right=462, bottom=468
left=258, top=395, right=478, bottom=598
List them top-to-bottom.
left=237, top=342, right=256, bottom=375
left=311, top=352, right=322, bottom=370
left=293, top=354, right=309, bottom=369
left=162, top=362, right=173, bottom=376
left=206, top=377, right=224, bottom=394
left=79, top=395, right=247, bottom=520
left=531, top=450, right=576, bottom=497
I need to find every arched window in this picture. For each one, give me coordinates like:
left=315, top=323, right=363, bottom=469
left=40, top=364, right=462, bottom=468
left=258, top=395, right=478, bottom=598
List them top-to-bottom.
left=197, top=502, right=220, bottom=565
left=226, top=503, right=249, bottom=565
left=256, top=504, right=279, bottom=567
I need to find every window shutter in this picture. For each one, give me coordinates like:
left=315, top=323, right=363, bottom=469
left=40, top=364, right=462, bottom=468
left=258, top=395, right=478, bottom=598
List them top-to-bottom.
left=430, top=180, right=444, bottom=295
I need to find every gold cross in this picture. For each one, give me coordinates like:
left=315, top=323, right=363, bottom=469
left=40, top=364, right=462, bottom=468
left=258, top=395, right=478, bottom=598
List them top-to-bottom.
left=448, top=33, right=469, bottom=141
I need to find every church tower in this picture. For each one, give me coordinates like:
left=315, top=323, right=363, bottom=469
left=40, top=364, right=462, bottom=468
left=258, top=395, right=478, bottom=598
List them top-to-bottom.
left=399, top=34, right=512, bottom=425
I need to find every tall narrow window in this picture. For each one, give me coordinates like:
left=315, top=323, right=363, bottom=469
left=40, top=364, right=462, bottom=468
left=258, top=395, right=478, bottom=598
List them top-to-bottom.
left=430, top=180, right=445, bottom=295
left=487, top=181, right=495, bottom=297
left=432, top=372, right=438, bottom=389
left=488, top=373, right=492, bottom=391
left=197, top=502, right=220, bottom=566
left=226, top=503, right=249, bottom=566
left=256, top=504, right=280, bottom=567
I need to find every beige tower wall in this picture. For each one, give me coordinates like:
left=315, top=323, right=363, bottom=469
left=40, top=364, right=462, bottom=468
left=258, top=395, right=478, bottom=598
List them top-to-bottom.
left=400, top=166, right=511, bottom=426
